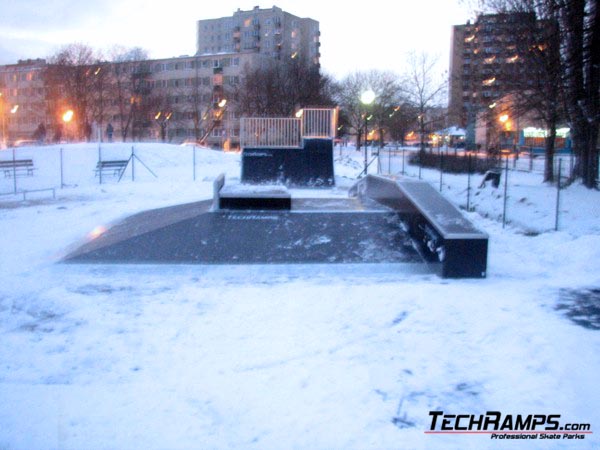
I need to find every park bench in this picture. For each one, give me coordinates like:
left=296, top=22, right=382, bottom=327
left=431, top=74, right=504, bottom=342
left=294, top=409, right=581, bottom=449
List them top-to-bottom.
left=0, top=159, right=35, bottom=177
left=95, top=160, right=129, bottom=178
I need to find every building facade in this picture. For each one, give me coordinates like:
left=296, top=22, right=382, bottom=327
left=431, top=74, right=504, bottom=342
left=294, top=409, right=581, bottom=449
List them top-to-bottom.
left=0, top=6, right=320, bottom=148
left=197, top=6, right=320, bottom=67
left=448, top=13, right=537, bottom=130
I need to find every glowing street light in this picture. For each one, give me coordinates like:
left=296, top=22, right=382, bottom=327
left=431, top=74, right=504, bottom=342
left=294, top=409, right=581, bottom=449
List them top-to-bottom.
left=218, top=98, right=227, bottom=108
left=10, top=105, right=19, bottom=114
left=62, top=109, right=74, bottom=123
left=63, top=109, right=74, bottom=142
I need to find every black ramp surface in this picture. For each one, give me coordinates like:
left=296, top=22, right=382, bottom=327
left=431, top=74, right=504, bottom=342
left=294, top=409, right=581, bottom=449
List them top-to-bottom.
left=397, top=181, right=485, bottom=238
left=65, top=208, right=422, bottom=264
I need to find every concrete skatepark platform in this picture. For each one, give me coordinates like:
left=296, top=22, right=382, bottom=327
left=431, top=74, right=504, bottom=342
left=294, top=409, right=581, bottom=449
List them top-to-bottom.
left=64, top=175, right=489, bottom=278
left=64, top=195, right=423, bottom=265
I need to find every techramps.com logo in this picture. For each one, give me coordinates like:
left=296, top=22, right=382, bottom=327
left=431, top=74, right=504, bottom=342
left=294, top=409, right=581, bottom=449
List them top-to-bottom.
left=425, top=411, right=593, bottom=441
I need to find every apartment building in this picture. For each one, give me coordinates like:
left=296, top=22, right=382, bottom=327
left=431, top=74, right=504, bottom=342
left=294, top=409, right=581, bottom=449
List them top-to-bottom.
left=0, top=5, right=320, bottom=148
left=197, top=5, right=320, bottom=67
left=448, top=12, right=537, bottom=129
left=0, top=59, right=47, bottom=146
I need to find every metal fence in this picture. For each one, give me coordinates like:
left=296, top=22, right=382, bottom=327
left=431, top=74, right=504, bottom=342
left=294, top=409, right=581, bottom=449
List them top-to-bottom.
left=240, top=108, right=338, bottom=149
left=301, top=108, right=338, bottom=139
left=240, top=118, right=302, bottom=149
left=366, top=145, right=591, bottom=232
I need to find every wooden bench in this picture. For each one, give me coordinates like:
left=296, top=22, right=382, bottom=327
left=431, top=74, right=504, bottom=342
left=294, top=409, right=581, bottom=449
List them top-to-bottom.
left=0, top=159, right=35, bottom=177
left=95, top=160, right=129, bottom=177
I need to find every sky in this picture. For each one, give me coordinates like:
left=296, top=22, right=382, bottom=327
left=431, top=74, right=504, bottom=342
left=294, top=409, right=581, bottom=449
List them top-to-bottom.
left=0, top=0, right=474, bottom=79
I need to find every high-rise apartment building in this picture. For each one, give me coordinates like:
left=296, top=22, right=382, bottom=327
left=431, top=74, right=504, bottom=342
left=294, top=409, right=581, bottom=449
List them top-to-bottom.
left=197, top=6, right=320, bottom=67
left=448, top=12, right=537, bottom=129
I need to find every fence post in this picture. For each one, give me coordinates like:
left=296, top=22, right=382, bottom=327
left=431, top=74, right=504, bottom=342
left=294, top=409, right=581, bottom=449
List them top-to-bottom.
left=98, top=144, right=103, bottom=185
left=131, top=146, right=135, bottom=182
left=193, top=146, right=197, bottom=181
left=12, top=147, right=17, bottom=194
left=60, top=147, right=64, bottom=188
left=402, top=147, right=406, bottom=176
left=439, top=147, right=443, bottom=192
left=529, top=147, right=533, bottom=172
left=467, top=153, right=472, bottom=212
left=502, top=154, right=509, bottom=228
left=555, top=158, right=562, bottom=231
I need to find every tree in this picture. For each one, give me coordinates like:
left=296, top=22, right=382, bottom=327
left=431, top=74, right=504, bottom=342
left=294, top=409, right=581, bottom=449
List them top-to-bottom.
left=470, top=0, right=600, bottom=187
left=558, top=0, right=600, bottom=188
left=44, top=43, right=99, bottom=141
left=109, top=47, right=152, bottom=141
left=402, top=52, right=447, bottom=155
left=237, top=59, right=333, bottom=117
left=335, top=70, right=404, bottom=149
left=365, top=71, right=404, bottom=147
left=334, top=72, right=367, bottom=149
left=388, top=103, right=419, bottom=146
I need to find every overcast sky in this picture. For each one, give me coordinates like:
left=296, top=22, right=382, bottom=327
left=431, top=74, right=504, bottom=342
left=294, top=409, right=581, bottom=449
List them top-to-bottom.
left=0, top=0, right=473, bottom=78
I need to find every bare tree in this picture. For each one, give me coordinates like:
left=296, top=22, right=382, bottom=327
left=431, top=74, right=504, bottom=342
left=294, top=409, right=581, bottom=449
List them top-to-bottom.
left=471, top=0, right=599, bottom=187
left=557, top=0, right=600, bottom=188
left=44, top=43, right=99, bottom=141
left=109, top=47, right=152, bottom=141
left=402, top=52, right=447, bottom=155
left=237, top=60, right=332, bottom=117
left=335, top=71, right=404, bottom=149
left=365, top=71, right=404, bottom=148
left=335, top=72, right=369, bottom=149
left=388, top=103, right=419, bottom=146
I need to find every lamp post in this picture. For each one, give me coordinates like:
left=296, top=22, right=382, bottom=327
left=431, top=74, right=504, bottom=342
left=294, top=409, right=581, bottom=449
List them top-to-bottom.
left=360, top=89, right=376, bottom=176
left=62, top=109, right=74, bottom=142
left=154, top=111, right=172, bottom=142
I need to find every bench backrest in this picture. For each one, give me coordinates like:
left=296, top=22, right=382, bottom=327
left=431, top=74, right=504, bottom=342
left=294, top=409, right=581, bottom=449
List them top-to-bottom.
left=0, top=159, right=33, bottom=167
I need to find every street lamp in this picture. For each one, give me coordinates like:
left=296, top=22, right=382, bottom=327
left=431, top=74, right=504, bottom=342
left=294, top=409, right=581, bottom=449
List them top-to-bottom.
left=360, top=89, right=376, bottom=176
left=62, top=109, right=74, bottom=142
left=154, top=111, right=172, bottom=142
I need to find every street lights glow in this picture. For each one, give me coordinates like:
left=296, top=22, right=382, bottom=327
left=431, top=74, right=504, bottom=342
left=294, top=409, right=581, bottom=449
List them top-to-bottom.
left=361, top=90, right=376, bottom=106
left=218, top=99, right=227, bottom=108
left=10, top=105, right=19, bottom=114
left=63, top=109, right=74, bottom=142
left=62, top=110, right=74, bottom=123
left=499, top=114, right=509, bottom=123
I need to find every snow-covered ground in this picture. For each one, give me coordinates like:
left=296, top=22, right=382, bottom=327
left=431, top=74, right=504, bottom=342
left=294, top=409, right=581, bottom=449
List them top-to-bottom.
left=1, top=143, right=599, bottom=450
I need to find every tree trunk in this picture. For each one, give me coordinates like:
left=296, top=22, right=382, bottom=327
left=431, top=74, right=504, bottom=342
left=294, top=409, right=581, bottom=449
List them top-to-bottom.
left=543, top=124, right=556, bottom=183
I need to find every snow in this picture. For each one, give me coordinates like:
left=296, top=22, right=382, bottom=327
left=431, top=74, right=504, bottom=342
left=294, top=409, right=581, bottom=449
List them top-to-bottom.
left=1, top=143, right=599, bottom=449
